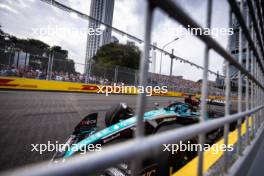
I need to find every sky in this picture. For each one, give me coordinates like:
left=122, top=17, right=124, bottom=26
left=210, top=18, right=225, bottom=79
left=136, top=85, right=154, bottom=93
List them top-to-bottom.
left=0, top=0, right=230, bottom=81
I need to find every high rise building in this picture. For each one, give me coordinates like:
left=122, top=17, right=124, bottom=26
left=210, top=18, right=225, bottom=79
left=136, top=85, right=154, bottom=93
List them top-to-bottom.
left=85, top=0, right=115, bottom=73
left=216, top=1, right=248, bottom=89
left=228, top=5, right=248, bottom=79
left=111, top=36, right=119, bottom=43
left=127, top=40, right=135, bottom=46
left=151, top=42, right=157, bottom=73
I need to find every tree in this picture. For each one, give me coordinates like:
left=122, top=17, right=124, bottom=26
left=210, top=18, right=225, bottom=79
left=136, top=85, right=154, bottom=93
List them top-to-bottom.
left=0, top=25, right=3, bottom=34
left=0, top=26, right=76, bottom=73
left=26, top=39, right=50, bottom=55
left=26, top=39, right=50, bottom=70
left=93, top=43, right=141, bottom=70
left=50, top=46, right=74, bottom=73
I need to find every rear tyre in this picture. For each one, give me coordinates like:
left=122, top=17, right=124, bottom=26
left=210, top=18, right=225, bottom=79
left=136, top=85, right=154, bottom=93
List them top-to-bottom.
left=105, top=103, right=134, bottom=127
left=152, top=123, right=197, bottom=175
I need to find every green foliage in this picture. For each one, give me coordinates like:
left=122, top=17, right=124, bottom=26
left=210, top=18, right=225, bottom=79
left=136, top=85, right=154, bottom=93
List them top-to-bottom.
left=0, top=25, right=76, bottom=74
left=93, top=43, right=141, bottom=70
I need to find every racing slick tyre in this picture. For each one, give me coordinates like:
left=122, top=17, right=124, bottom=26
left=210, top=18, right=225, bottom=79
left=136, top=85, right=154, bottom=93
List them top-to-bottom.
left=105, top=103, right=134, bottom=127
left=101, top=123, right=197, bottom=176
left=153, top=123, right=197, bottom=175
left=101, top=163, right=131, bottom=176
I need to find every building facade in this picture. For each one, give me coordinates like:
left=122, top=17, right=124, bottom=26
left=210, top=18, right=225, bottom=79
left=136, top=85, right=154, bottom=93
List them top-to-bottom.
left=85, top=0, right=115, bottom=73
left=216, top=1, right=249, bottom=89
left=228, top=4, right=248, bottom=79
left=13, top=51, right=30, bottom=68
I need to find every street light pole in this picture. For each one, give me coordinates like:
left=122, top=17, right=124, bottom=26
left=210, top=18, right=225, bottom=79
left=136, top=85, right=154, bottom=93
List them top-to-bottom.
left=4, top=36, right=14, bottom=67
left=159, top=37, right=179, bottom=75
left=8, top=48, right=12, bottom=66
left=170, top=49, right=174, bottom=77
left=46, top=50, right=54, bottom=80
left=85, top=59, right=91, bottom=84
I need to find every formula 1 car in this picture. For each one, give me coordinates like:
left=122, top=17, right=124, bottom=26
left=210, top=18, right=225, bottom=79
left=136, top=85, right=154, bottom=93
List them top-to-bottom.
left=207, top=98, right=225, bottom=106
left=51, top=101, right=231, bottom=176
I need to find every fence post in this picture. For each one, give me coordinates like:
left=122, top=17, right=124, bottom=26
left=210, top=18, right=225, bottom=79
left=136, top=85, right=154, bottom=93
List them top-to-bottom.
left=198, top=0, right=212, bottom=175
left=131, top=1, right=154, bottom=175
left=245, top=4, right=250, bottom=145
left=46, top=50, right=54, bottom=80
left=114, top=66, right=118, bottom=83
left=134, top=71, right=138, bottom=86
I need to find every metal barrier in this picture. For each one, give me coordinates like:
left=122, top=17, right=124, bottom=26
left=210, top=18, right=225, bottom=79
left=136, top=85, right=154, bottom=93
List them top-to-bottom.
left=3, top=0, right=264, bottom=175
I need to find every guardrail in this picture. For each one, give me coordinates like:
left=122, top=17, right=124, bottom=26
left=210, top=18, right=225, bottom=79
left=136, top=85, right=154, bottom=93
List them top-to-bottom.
left=2, top=0, right=264, bottom=176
